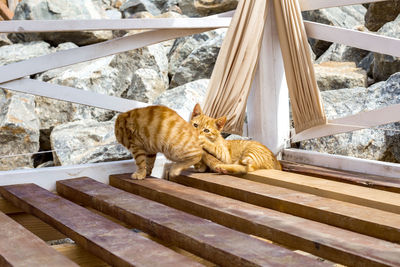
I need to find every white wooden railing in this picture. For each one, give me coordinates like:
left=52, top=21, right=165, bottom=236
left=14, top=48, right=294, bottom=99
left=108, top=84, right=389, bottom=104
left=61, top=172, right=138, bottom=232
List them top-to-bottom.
left=1, top=0, right=399, bottom=188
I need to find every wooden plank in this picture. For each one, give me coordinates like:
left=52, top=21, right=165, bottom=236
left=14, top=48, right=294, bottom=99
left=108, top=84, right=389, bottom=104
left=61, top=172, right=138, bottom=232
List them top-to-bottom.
left=299, top=0, right=386, bottom=11
left=0, top=2, right=12, bottom=20
left=0, top=17, right=231, bottom=33
left=304, top=21, right=400, bottom=58
left=0, top=28, right=209, bottom=85
left=283, top=148, right=400, bottom=179
left=280, top=160, right=400, bottom=193
left=243, top=169, right=400, bottom=214
left=171, top=172, right=400, bottom=243
left=110, top=174, right=400, bottom=267
left=57, top=177, right=323, bottom=267
left=0, top=183, right=205, bottom=267
left=0, top=197, right=21, bottom=214
left=0, top=211, right=78, bottom=267
left=52, top=243, right=109, bottom=267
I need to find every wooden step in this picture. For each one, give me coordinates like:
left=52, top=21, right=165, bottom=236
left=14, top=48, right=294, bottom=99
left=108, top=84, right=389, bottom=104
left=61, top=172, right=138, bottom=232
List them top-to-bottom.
left=280, top=160, right=400, bottom=194
left=243, top=169, right=400, bottom=214
left=170, top=171, right=400, bottom=243
left=110, top=174, right=400, bottom=267
left=56, top=177, right=325, bottom=267
left=0, top=183, right=204, bottom=267
left=0, top=211, right=78, bottom=267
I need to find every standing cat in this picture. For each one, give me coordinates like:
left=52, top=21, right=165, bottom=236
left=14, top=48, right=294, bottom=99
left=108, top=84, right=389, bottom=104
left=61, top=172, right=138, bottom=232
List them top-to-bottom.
left=191, top=104, right=281, bottom=174
left=115, top=105, right=202, bottom=179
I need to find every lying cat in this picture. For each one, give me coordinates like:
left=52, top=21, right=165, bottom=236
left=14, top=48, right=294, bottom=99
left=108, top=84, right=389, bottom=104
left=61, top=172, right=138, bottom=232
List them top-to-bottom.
left=191, top=104, right=282, bottom=174
left=115, top=105, right=202, bottom=179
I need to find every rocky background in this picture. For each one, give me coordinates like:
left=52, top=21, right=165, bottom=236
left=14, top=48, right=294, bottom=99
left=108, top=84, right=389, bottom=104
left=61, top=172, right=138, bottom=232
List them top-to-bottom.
left=0, top=0, right=399, bottom=171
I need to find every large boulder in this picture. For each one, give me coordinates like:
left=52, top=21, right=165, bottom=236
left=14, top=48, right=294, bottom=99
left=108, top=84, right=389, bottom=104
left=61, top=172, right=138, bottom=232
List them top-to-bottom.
left=9, top=0, right=113, bottom=46
left=119, top=0, right=161, bottom=17
left=178, top=0, right=202, bottom=17
left=194, top=0, right=238, bottom=16
left=364, top=1, right=400, bottom=31
left=302, top=5, right=366, bottom=57
left=372, top=15, right=400, bottom=82
left=170, top=29, right=226, bottom=88
left=0, top=34, right=12, bottom=47
left=0, top=41, right=54, bottom=66
left=316, top=43, right=369, bottom=66
left=314, top=62, right=367, bottom=91
left=300, top=72, right=400, bottom=162
left=153, top=79, right=209, bottom=120
left=0, top=91, right=40, bottom=170
left=50, top=119, right=131, bottom=166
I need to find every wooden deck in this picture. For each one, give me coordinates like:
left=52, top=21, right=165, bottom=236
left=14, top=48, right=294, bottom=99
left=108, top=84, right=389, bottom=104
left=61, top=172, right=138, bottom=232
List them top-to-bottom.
left=0, top=164, right=399, bottom=266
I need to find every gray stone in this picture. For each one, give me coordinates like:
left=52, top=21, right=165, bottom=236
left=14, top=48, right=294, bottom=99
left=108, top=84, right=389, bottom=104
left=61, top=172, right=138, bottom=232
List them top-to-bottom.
left=9, top=0, right=113, bottom=45
left=120, top=0, right=161, bottom=17
left=178, top=0, right=201, bottom=17
left=194, top=0, right=238, bottom=16
left=365, top=1, right=400, bottom=31
left=302, top=5, right=366, bottom=57
left=372, top=15, right=400, bottom=82
left=170, top=29, right=226, bottom=88
left=168, top=30, right=221, bottom=77
left=0, top=34, right=12, bottom=47
left=0, top=41, right=53, bottom=66
left=316, top=43, right=369, bottom=65
left=314, top=62, right=367, bottom=91
left=127, top=68, right=168, bottom=102
left=300, top=72, right=400, bottom=162
left=153, top=79, right=209, bottom=120
left=0, top=91, right=40, bottom=170
left=50, top=119, right=131, bottom=166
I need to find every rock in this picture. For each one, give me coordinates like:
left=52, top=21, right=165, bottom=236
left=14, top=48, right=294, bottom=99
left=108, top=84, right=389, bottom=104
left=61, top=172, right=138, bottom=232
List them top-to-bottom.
left=9, top=0, right=113, bottom=46
left=120, top=0, right=161, bottom=17
left=178, top=0, right=201, bottom=17
left=194, top=0, right=238, bottom=16
left=365, top=1, right=400, bottom=31
left=302, top=5, right=366, bottom=57
left=372, top=15, right=400, bottom=82
left=168, top=29, right=221, bottom=77
left=170, top=29, right=226, bottom=88
left=0, top=34, right=12, bottom=47
left=0, top=41, right=53, bottom=66
left=316, top=43, right=369, bottom=65
left=314, top=62, right=367, bottom=91
left=126, top=68, right=168, bottom=102
left=300, top=72, right=400, bottom=162
left=153, top=79, right=209, bottom=120
left=0, top=91, right=40, bottom=170
left=50, top=119, right=131, bottom=166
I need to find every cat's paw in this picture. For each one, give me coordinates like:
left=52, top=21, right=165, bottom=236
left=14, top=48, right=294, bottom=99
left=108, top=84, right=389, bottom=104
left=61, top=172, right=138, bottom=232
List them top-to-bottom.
left=194, top=162, right=207, bottom=172
left=215, top=164, right=228, bottom=174
left=131, top=171, right=146, bottom=180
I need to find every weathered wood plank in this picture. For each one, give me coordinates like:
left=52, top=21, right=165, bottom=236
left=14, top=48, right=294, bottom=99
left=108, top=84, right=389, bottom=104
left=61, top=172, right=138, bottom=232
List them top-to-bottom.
left=280, top=160, right=400, bottom=193
left=243, top=169, right=400, bottom=214
left=171, top=172, right=400, bottom=243
left=110, top=174, right=400, bottom=267
left=57, top=177, right=324, bottom=267
left=0, top=183, right=205, bottom=267
left=0, top=211, right=78, bottom=267
left=52, top=243, right=109, bottom=267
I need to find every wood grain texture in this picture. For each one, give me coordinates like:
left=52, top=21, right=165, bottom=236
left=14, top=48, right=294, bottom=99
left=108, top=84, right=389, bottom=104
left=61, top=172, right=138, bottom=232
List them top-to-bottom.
left=243, top=169, right=400, bottom=214
left=171, top=171, right=400, bottom=243
left=110, top=174, right=400, bottom=267
left=57, top=177, right=323, bottom=267
left=0, top=183, right=205, bottom=267
left=0, top=211, right=78, bottom=266
left=52, top=244, right=109, bottom=267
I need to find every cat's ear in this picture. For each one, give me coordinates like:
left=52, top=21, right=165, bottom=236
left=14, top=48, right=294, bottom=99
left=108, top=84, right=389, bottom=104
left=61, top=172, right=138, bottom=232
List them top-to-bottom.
left=191, top=103, right=202, bottom=119
left=215, top=116, right=227, bottom=131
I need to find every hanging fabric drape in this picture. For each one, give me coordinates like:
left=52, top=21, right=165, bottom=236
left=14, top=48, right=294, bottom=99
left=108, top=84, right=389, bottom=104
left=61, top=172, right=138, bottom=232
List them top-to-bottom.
left=202, top=0, right=268, bottom=135
left=273, top=0, right=327, bottom=133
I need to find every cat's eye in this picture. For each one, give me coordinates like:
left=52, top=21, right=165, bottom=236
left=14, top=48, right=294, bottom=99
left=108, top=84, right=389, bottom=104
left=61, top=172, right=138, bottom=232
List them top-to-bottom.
left=193, top=123, right=198, bottom=128
left=204, top=129, right=210, bottom=133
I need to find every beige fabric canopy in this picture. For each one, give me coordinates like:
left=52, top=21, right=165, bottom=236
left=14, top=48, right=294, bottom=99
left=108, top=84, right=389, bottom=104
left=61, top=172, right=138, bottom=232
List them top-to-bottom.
left=202, top=0, right=327, bottom=135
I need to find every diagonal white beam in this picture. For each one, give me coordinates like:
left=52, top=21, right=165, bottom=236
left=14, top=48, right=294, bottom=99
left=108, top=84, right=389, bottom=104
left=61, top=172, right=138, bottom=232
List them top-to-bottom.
left=299, top=0, right=386, bottom=11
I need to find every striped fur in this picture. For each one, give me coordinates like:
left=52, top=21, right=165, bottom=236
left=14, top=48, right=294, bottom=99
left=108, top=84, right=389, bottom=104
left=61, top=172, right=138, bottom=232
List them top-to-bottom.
left=191, top=104, right=281, bottom=175
left=115, top=105, right=202, bottom=179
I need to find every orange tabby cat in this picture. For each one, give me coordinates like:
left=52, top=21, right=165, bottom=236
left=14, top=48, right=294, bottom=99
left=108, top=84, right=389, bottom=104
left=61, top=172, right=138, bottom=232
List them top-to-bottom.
left=191, top=104, right=281, bottom=174
left=115, top=105, right=202, bottom=179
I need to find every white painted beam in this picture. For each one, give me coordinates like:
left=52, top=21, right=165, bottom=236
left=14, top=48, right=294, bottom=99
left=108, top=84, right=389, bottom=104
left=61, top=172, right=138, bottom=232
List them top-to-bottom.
left=247, top=0, right=289, bottom=157
left=299, top=0, right=386, bottom=11
left=0, top=17, right=231, bottom=33
left=304, top=21, right=400, bottom=58
left=283, top=148, right=400, bottom=179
